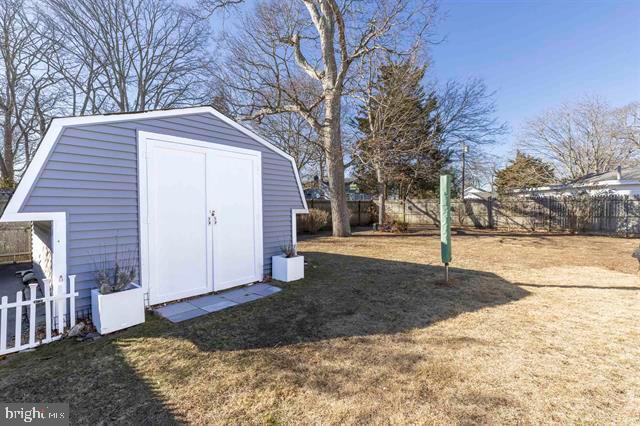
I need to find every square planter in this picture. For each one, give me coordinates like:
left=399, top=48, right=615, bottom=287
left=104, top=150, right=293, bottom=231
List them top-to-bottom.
left=272, top=254, right=304, bottom=282
left=91, top=283, right=145, bottom=334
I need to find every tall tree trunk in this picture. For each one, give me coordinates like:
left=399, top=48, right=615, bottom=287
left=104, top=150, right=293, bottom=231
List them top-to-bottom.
left=323, top=92, right=351, bottom=237
left=2, top=107, right=15, bottom=188
left=375, top=165, right=386, bottom=226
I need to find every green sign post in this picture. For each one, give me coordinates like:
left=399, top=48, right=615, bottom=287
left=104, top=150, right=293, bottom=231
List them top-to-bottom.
left=440, top=174, right=452, bottom=282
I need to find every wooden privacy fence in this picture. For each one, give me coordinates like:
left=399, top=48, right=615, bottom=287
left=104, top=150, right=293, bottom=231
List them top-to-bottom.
left=0, top=192, right=32, bottom=264
left=386, top=195, right=640, bottom=237
left=297, top=200, right=373, bottom=232
left=0, top=223, right=32, bottom=264
left=0, top=275, right=78, bottom=356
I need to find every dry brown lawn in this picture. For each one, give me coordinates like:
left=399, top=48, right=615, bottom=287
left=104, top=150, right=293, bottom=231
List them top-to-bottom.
left=1, top=229, right=638, bottom=425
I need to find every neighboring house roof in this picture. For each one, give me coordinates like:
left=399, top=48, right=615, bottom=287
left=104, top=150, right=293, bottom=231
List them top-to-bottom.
left=511, top=165, right=640, bottom=196
left=568, top=165, right=640, bottom=185
left=464, top=186, right=492, bottom=200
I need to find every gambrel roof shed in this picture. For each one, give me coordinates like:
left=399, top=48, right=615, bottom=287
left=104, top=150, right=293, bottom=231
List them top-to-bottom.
left=1, top=107, right=307, bottom=311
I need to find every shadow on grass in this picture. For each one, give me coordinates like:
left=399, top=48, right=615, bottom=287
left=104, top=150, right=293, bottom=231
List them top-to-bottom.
left=0, top=252, right=531, bottom=423
left=181, top=252, right=531, bottom=351
left=0, top=327, right=182, bottom=424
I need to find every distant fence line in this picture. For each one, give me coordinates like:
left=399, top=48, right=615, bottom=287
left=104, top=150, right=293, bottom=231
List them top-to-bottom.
left=299, top=195, right=640, bottom=237
left=386, top=195, right=640, bottom=237
left=297, top=200, right=373, bottom=233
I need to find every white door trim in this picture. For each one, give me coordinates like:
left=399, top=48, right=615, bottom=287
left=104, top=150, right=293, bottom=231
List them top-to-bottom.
left=138, top=131, right=263, bottom=305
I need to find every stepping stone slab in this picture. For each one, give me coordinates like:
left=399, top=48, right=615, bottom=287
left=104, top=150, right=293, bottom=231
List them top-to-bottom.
left=246, top=283, right=274, bottom=293
left=251, top=285, right=281, bottom=296
left=221, top=289, right=265, bottom=304
left=189, top=294, right=227, bottom=309
left=201, top=300, right=237, bottom=313
left=155, top=301, right=197, bottom=318
left=167, top=308, right=207, bottom=323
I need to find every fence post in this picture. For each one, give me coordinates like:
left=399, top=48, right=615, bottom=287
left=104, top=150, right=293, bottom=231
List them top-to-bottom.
left=625, top=195, right=629, bottom=238
left=487, top=197, right=494, bottom=228
left=403, top=199, right=406, bottom=223
left=357, top=200, right=361, bottom=226
left=69, top=275, right=77, bottom=327
left=43, top=279, right=52, bottom=342
left=57, top=282, right=65, bottom=333
left=28, top=283, right=37, bottom=347
left=15, top=291, right=22, bottom=349
left=0, top=296, right=7, bottom=352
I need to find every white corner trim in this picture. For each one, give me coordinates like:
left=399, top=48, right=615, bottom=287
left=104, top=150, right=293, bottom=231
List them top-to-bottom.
left=1, top=106, right=307, bottom=219
left=138, top=131, right=263, bottom=158
left=137, top=135, right=150, bottom=304
left=291, top=208, right=308, bottom=246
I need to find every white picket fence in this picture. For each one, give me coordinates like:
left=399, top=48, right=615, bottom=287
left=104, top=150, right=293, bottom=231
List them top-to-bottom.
left=0, top=275, right=78, bottom=356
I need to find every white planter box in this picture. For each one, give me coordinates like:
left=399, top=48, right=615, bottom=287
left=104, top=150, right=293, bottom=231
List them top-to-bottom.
left=272, top=255, right=304, bottom=282
left=91, top=283, right=145, bottom=334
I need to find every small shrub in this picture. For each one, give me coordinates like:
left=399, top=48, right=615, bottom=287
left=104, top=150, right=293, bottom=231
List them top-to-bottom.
left=303, top=208, right=329, bottom=233
left=379, top=218, right=409, bottom=233
left=391, top=220, right=409, bottom=233
left=94, top=243, right=137, bottom=294
left=280, top=243, right=297, bottom=258
left=633, top=245, right=640, bottom=271
left=95, top=258, right=137, bottom=294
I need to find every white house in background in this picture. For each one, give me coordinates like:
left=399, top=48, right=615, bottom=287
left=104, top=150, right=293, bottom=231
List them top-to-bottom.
left=512, top=165, right=640, bottom=197
left=463, top=186, right=493, bottom=200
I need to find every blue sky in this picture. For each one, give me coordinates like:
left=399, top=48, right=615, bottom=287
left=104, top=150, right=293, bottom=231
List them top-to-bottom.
left=211, top=0, right=640, bottom=162
left=429, top=0, right=640, bottom=161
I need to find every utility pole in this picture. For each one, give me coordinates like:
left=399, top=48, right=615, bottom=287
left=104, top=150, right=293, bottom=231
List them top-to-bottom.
left=460, top=143, right=468, bottom=199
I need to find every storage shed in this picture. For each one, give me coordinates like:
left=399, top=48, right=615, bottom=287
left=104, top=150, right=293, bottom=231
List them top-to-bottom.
left=0, top=107, right=308, bottom=312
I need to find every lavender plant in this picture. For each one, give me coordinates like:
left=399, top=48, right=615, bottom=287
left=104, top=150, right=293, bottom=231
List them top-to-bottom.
left=94, top=243, right=138, bottom=294
left=280, top=243, right=298, bottom=258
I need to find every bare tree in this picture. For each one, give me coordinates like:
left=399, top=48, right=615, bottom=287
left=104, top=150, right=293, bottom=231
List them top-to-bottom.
left=0, top=0, right=61, bottom=187
left=42, top=0, right=214, bottom=114
left=218, top=0, right=436, bottom=236
left=353, top=56, right=443, bottom=224
left=432, top=78, right=507, bottom=194
left=436, top=78, right=507, bottom=156
left=520, top=97, right=639, bottom=179
left=613, top=101, right=640, bottom=150
left=258, top=112, right=323, bottom=180
left=464, top=152, right=501, bottom=194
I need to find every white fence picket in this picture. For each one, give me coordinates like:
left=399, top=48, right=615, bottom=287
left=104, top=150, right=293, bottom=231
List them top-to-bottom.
left=69, top=275, right=76, bottom=327
left=0, top=276, right=79, bottom=356
left=43, top=279, right=52, bottom=343
left=57, top=282, right=65, bottom=334
left=28, top=283, right=36, bottom=348
left=14, top=291, right=22, bottom=349
left=0, top=296, right=7, bottom=352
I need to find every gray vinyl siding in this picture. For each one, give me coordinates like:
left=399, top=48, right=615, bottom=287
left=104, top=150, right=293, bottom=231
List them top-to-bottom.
left=20, top=112, right=305, bottom=312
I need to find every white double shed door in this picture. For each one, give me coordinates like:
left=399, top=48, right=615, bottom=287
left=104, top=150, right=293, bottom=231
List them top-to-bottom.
left=138, top=132, right=263, bottom=305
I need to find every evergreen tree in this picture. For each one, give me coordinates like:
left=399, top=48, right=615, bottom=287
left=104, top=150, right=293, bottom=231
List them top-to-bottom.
left=354, top=60, right=448, bottom=223
left=495, top=151, right=556, bottom=195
